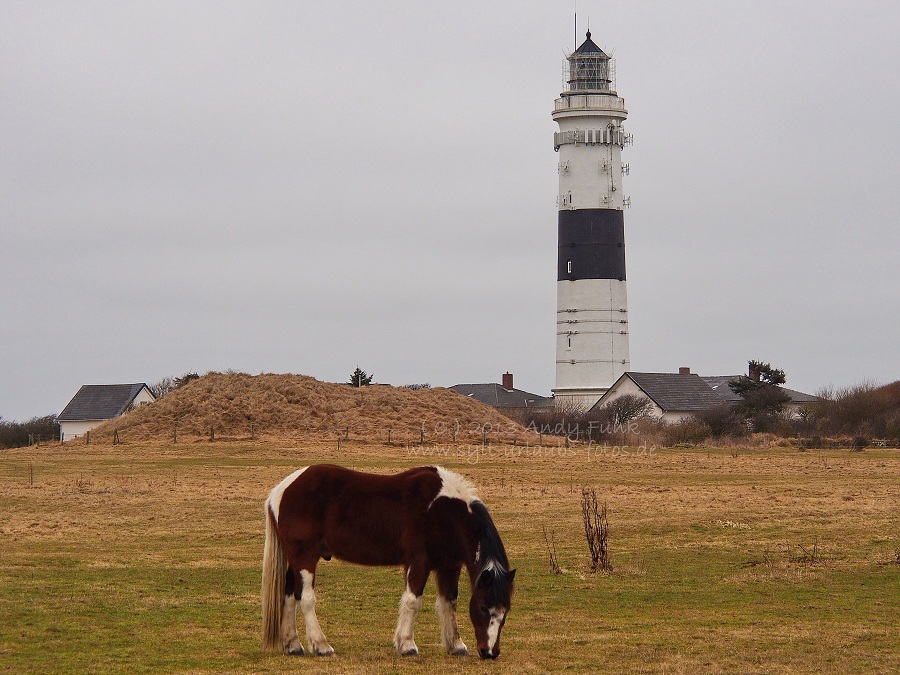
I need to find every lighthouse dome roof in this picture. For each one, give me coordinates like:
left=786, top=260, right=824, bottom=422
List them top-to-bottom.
left=574, top=30, right=609, bottom=58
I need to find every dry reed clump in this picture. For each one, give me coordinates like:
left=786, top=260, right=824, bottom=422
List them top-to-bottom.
left=86, top=372, right=538, bottom=445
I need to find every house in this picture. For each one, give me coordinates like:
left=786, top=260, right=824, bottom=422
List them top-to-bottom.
left=590, top=368, right=819, bottom=423
left=589, top=371, right=724, bottom=423
left=450, top=373, right=552, bottom=415
left=702, top=375, right=819, bottom=418
left=58, top=383, right=155, bottom=441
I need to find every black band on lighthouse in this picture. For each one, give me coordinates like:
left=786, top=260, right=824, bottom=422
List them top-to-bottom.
left=558, top=209, right=626, bottom=281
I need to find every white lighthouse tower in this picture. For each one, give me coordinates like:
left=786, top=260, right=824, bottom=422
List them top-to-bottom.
left=552, top=30, right=631, bottom=409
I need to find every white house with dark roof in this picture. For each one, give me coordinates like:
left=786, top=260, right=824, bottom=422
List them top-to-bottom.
left=591, top=369, right=818, bottom=423
left=590, top=372, right=724, bottom=423
left=58, top=383, right=155, bottom=441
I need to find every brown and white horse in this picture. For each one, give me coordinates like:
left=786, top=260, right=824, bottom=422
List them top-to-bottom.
left=261, top=464, right=515, bottom=659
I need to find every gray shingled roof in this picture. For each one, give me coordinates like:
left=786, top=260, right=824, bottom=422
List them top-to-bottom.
left=623, top=373, right=724, bottom=411
left=702, top=376, right=743, bottom=403
left=703, top=376, right=819, bottom=404
left=58, top=383, right=151, bottom=421
left=449, top=384, right=552, bottom=409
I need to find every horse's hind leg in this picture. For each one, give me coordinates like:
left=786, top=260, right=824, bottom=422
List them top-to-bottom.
left=435, top=566, right=469, bottom=656
left=281, top=567, right=304, bottom=655
left=298, top=568, right=334, bottom=656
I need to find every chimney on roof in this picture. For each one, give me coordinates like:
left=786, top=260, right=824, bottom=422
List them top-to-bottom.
left=748, top=362, right=761, bottom=382
left=679, top=367, right=691, bottom=375
left=502, top=372, right=514, bottom=391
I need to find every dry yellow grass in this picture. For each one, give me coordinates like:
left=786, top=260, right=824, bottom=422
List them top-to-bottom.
left=87, top=372, right=537, bottom=445
left=2, top=436, right=898, bottom=673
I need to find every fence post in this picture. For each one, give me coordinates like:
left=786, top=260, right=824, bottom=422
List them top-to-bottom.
left=210, top=425, right=215, bottom=442
left=86, top=430, right=90, bottom=445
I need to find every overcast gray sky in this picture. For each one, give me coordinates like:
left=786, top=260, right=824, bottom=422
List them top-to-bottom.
left=2, top=1, right=898, bottom=421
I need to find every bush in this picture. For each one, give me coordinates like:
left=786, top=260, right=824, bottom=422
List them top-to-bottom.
left=811, top=381, right=899, bottom=438
left=518, top=399, right=650, bottom=444
left=517, top=401, right=590, bottom=440
left=695, top=404, right=748, bottom=438
left=0, top=415, right=60, bottom=449
left=662, top=418, right=712, bottom=446
left=851, top=436, right=869, bottom=451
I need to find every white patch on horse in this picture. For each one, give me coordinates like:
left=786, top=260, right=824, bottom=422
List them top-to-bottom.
left=267, top=467, right=308, bottom=522
left=429, top=467, right=478, bottom=511
left=299, top=569, right=334, bottom=655
left=393, top=583, right=422, bottom=655
left=435, top=595, right=468, bottom=655
left=486, top=609, right=506, bottom=654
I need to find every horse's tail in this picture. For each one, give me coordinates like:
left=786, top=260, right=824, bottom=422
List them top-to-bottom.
left=261, top=499, right=286, bottom=651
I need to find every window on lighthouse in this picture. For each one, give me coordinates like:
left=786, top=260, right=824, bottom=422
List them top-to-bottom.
left=567, top=260, right=572, bottom=274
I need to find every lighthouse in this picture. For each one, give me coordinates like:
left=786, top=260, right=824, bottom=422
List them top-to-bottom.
left=552, top=30, right=631, bottom=409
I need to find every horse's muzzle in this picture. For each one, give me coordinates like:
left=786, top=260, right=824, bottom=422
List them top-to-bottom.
left=479, top=648, right=498, bottom=660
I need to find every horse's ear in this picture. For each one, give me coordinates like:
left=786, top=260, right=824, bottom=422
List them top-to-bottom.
left=507, top=568, right=516, bottom=584
left=476, top=570, right=494, bottom=590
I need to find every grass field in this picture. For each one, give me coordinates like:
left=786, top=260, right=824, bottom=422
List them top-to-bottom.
left=1, top=438, right=898, bottom=673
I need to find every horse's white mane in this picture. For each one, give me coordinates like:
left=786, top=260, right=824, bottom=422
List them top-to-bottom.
left=430, top=466, right=479, bottom=510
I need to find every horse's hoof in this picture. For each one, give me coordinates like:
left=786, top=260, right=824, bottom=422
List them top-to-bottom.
left=309, top=641, right=335, bottom=656
left=286, top=646, right=304, bottom=656
left=450, top=646, right=470, bottom=657
left=400, top=647, right=420, bottom=657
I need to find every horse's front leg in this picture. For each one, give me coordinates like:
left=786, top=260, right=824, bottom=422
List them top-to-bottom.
left=393, top=562, right=429, bottom=656
left=435, top=566, right=469, bottom=656
left=298, top=568, right=334, bottom=656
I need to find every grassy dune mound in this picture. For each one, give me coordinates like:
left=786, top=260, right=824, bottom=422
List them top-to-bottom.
left=89, top=372, right=532, bottom=444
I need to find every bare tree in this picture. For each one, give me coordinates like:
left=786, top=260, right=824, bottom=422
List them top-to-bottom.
left=149, top=377, right=176, bottom=399
left=599, top=394, right=654, bottom=426
left=542, top=524, right=563, bottom=575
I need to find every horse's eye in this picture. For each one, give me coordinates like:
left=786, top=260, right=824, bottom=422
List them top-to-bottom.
left=479, top=604, right=489, bottom=614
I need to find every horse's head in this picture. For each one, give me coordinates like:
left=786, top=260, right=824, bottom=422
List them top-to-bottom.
left=469, top=566, right=515, bottom=659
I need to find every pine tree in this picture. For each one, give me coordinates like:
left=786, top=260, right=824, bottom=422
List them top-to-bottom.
left=729, top=360, right=791, bottom=432
left=349, top=367, right=373, bottom=387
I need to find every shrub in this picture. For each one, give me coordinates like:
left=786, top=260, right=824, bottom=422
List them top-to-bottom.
left=810, top=381, right=899, bottom=439
left=695, top=404, right=748, bottom=438
left=0, top=415, right=60, bottom=449
left=662, top=418, right=712, bottom=446
left=581, top=487, right=611, bottom=573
